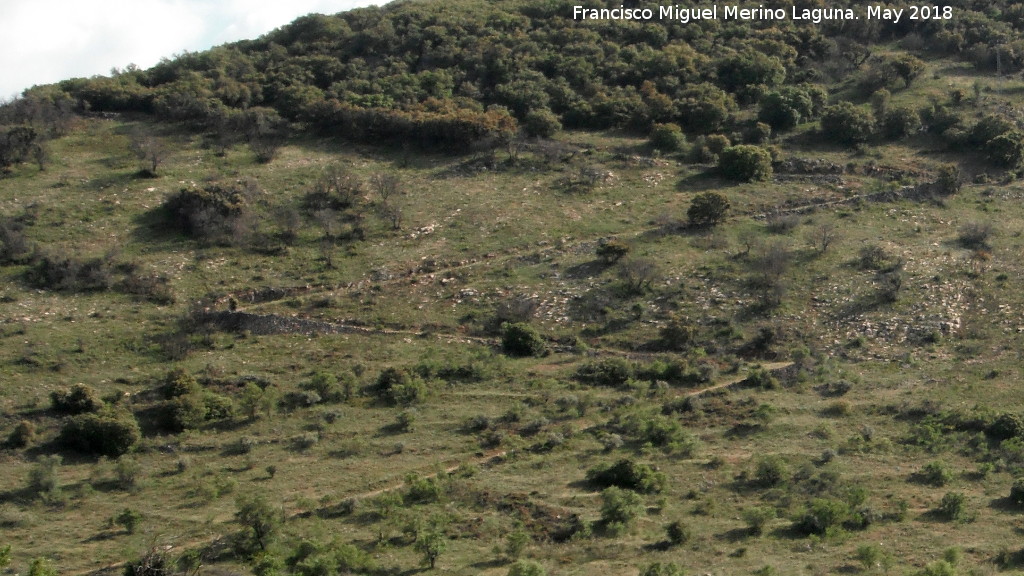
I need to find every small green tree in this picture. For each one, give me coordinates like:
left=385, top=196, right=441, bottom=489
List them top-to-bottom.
left=687, top=191, right=731, bottom=228
left=27, top=455, right=61, bottom=497
left=599, top=486, right=645, bottom=532
left=936, top=491, right=967, bottom=521
left=235, top=493, right=284, bottom=554
left=505, top=526, right=530, bottom=559
left=415, top=530, right=446, bottom=569
left=0, top=545, right=11, bottom=570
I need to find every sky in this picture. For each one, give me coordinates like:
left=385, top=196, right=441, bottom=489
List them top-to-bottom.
left=0, top=0, right=391, bottom=99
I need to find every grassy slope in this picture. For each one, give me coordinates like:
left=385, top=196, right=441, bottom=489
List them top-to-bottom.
left=2, top=68, right=1024, bottom=576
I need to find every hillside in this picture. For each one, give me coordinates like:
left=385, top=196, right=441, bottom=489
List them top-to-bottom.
left=3, top=1, right=1024, bottom=575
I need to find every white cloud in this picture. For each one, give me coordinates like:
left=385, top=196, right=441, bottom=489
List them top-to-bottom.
left=0, top=0, right=388, bottom=99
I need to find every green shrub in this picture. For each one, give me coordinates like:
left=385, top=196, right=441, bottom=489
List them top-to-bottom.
left=820, top=102, right=874, bottom=144
left=883, top=106, right=921, bottom=139
left=522, top=108, right=561, bottom=138
left=649, top=123, right=686, bottom=151
left=718, top=145, right=772, bottom=182
left=687, top=191, right=731, bottom=228
left=501, top=322, right=548, bottom=357
left=574, top=358, right=633, bottom=387
left=163, top=368, right=200, bottom=398
left=372, top=368, right=427, bottom=406
left=303, top=371, right=344, bottom=403
left=50, top=383, right=103, bottom=414
left=164, top=393, right=209, bottom=431
left=58, top=409, right=140, bottom=457
left=987, top=412, right=1024, bottom=441
left=7, top=420, right=35, bottom=448
left=27, top=455, right=62, bottom=496
left=754, top=455, right=789, bottom=487
left=114, top=456, right=141, bottom=489
left=586, top=459, right=667, bottom=494
left=919, top=460, right=954, bottom=487
left=405, top=473, right=444, bottom=504
left=1010, top=477, right=1024, bottom=506
left=599, top=486, right=645, bottom=528
left=936, top=491, right=967, bottom=521
left=794, top=498, right=849, bottom=536
left=743, top=506, right=776, bottom=535
left=115, top=508, right=142, bottom=534
left=665, top=521, right=691, bottom=546
left=28, top=558, right=57, bottom=576
left=508, top=560, right=547, bottom=576
left=640, top=562, right=684, bottom=576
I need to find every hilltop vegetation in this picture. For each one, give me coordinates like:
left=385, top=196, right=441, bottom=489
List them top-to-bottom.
left=4, top=1, right=1024, bottom=575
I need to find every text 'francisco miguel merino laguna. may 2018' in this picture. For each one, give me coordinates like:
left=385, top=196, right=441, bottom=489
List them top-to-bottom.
left=572, top=4, right=953, bottom=24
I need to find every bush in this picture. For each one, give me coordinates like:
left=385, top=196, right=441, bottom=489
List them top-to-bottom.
left=820, top=102, right=874, bottom=145
left=882, top=106, right=921, bottom=139
left=522, top=108, right=561, bottom=138
left=649, top=123, right=686, bottom=151
left=986, top=131, right=1024, bottom=168
left=718, top=145, right=772, bottom=182
left=161, top=183, right=252, bottom=241
left=687, top=191, right=730, bottom=228
left=958, top=222, right=993, bottom=249
left=596, top=239, right=630, bottom=264
left=501, top=322, right=548, bottom=357
left=574, top=358, right=633, bottom=387
left=372, top=368, right=427, bottom=405
left=163, top=369, right=200, bottom=398
left=50, top=383, right=103, bottom=414
left=58, top=409, right=141, bottom=457
left=987, top=412, right=1024, bottom=441
left=7, top=420, right=35, bottom=448
left=27, top=455, right=62, bottom=496
left=754, top=455, right=789, bottom=487
left=586, top=459, right=667, bottom=494
left=919, top=460, right=954, bottom=487
left=1010, top=477, right=1024, bottom=506
left=599, top=486, right=645, bottom=528
left=936, top=491, right=967, bottom=521
left=794, top=498, right=849, bottom=536
left=743, top=506, right=776, bottom=535
left=115, top=508, right=142, bottom=534
left=665, top=521, right=691, bottom=546
left=508, top=560, right=547, bottom=576
left=640, top=562, right=684, bottom=576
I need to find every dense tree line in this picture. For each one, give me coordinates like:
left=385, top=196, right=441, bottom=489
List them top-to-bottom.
left=0, top=0, right=1010, bottom=154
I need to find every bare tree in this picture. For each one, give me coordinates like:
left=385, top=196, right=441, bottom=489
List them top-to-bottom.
left=129, top=130, right=166, bottom=176
left=370, top=172, right=401, bottom=204
left=371, top=172, right=405, bottom=230
left=807, top=222, right=839, bottom=254
left=618, top=257, right=660, bottom=293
